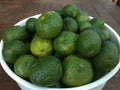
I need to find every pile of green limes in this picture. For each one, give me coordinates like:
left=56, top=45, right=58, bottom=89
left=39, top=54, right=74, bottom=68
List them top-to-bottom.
left=2, top=4, right=119, bottom=88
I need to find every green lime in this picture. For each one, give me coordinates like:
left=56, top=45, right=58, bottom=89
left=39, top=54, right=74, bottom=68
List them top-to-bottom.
left=62, top=4, right=79, bottom=18
left=54, top=9, right=64, bottom=18
left=36, top=11, right=63, bottom=39
left=75, top=11, right=89, bottom=22
left=63, top=17, right=78, bottom=32
left=90, top=17, right=104, bottom=29
left=26, top=18, right=37, bottom=33
left=78, top=21, right=92, bottom=32
left=2, top=26, right=28, bottom=43
left=86, top=26, right=104, bottom=39
left=86, top=26, right=111, bottom=41
left=102, top=29, right=111, bottom=40
left=77, top=30, right=101, bottom=58
left=54, top=31, right=77, bottom=56
left=30, top=35, right=53, bottom=57
left=2, top=40, right=28, bottom=64
left=92, top=41, right=119, bottom=80
left=25, top=42, right=31, bottom=54
left=54, top=52, right=64, bottom=60
left=14, top=54, right=36, bottom=78
left=29, top=55, right=62, bottom=87
left=62, top=55, right=93, bottom=86
left=51, top=82, right=62, bottom=88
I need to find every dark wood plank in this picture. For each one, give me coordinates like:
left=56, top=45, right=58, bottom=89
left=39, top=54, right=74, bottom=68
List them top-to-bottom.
left=91, top=0, right=120, bottom=34
left=0, top=66, right=20, bottom=90
left=103, top=76, right=120, bottom=90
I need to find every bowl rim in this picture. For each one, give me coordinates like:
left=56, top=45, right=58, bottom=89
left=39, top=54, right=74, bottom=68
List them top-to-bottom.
left=0, top=14, right=120, bottom=90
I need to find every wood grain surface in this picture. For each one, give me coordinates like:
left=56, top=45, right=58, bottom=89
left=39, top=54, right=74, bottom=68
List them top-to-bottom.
left=0, top=0, right=120, bottom=90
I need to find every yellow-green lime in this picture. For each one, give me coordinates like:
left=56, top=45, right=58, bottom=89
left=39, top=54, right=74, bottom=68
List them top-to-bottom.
left=30, top=35, right=53, bottom=57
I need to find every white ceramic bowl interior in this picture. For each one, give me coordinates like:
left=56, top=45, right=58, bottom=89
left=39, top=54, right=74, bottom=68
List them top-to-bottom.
left=0, top=14, right=120, bottom=90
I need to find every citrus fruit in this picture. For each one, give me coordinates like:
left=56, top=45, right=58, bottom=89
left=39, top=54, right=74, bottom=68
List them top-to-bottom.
left=62, top=4, right=79, bottom=18
left=54, top=9, right=64, bottom=18
left=36, top=11, right=63, bottom=39
left=75, top=11, right=89, bottom=22
left=63, top=17, right=78, bottom=32
left=90, top=17, right=104, bottom=29
left=26, top=18, right=37, bottom=33
left=78, top=21, right=92, bottom=32
left=2, top=26, right=28, bottom=43
left=86, top=26, right=105, bottom=40
left=87, top=26, right=111, bottom=41
left=102, top=29, right=111, bottom=40
left=77, top=30, right=101, bottom=58
left=54, top=31, right=77, bottom=56
left=30, top=35, right=53, bottom=57
left=2, top=40, right=28, bottom=64
left=92, top=41, right=119, bottom=79
left=54, top=52, right=64, bottom=60
left=14, top=54, right=36, bottom=78
left=29, top=55, right=62, bottom=86
left=62, top=55, right=93, bottom=86
left=51, top=82, right=62, bottom=88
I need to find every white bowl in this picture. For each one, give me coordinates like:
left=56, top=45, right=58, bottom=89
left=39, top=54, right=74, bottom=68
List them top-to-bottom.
left=0, top=14, right=120, bottom=90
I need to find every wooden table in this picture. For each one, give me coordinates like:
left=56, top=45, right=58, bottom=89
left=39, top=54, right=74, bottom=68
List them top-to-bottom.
left=0, top=0, right=120, bottom=90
